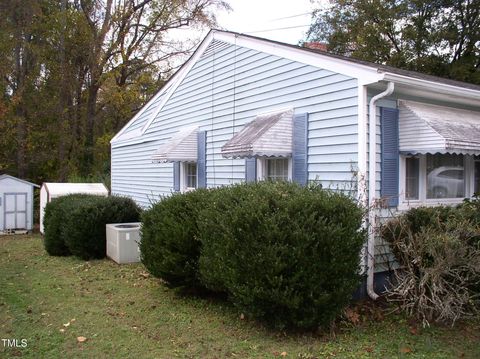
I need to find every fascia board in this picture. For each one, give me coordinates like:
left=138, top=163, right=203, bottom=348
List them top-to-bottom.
left=213, top=31, right=383, bottom=84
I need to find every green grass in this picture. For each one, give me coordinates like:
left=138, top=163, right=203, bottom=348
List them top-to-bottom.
left=0, top=235, right=479, bottom=359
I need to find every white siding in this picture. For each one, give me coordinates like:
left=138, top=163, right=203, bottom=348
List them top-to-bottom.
left=112, top=40, right=359, bottom=205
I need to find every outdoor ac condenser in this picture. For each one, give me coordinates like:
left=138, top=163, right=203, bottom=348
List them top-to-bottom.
left=106, top=223, right=141, bottom=264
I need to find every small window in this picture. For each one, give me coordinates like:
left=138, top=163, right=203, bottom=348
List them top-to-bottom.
left=426, top=154, right=464, bottom=199
left=405, top=157, right=419, bottom=200
left=266, top=158, right=289, bottom=181
left=185, top=163, right=197, bottom=189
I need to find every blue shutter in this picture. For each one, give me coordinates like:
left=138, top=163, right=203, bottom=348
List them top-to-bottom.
left=380, top=107, right=399, bottom=207
left=292, top=113, right=308, bottom=186
left=197, top=130, right=207, bottom=188
left=245, top=158, right=257, bottom=182
left=173, top=161, right=180, bottom=192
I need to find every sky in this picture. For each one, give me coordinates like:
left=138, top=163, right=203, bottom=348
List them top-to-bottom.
left=215, top=0, right=317, bottom=45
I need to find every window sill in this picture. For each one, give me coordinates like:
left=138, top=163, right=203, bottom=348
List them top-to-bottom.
left=398, top=197, right=466, bottom=211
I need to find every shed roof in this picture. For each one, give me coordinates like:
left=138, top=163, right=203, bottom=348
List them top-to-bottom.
left=399, top=100, right=480, bottom=155
left=221, top=110, right=293, bottom=158
left=0, top=174, right=39, bottom=187
left=42, top=183, right=108, bottom=196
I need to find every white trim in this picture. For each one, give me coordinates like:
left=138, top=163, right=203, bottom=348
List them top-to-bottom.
left=213, top=31, right=383, bottom=84
left=383, top=73, right=480, bottom=103
left=357, top=84, right=367, bottom=206
left=180, top=162, right=197, bottom=193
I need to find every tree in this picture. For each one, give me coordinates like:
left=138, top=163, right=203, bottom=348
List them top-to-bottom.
left=78, top=0, right=229, bottom=174
left=305, top=0, right=480, bottom=85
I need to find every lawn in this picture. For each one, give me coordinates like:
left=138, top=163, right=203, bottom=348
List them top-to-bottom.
left=1, top=235, right=479, bottom=359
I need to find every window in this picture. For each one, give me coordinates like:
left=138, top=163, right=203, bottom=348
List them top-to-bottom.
left=401, top=153, right=479, bottom=204
left=426, top=154, right=464, bottom=198
left=257, top=157, right=291, bottom=182
left=405, top=157, right=419, bottom=200
left=266, top=158, right=289, bottom=181
left=181, top=162, right=197, bottom=191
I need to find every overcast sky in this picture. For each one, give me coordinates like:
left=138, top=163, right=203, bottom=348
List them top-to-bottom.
left=215, top=0, right=317, bottom=45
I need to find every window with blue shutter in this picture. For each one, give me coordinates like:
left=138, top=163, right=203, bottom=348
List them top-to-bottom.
left=380, top=107, right=399, bottom=206
left=292, top=113, right=308, bottom=186
left=197, top=130, right=207, bottom=188
left=245, top=158, right=257, bottom=182
left=173, top=161, right=180, bottom=192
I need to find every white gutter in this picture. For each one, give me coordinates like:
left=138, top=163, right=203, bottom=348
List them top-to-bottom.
left=367, top=81, right=394, bottom=300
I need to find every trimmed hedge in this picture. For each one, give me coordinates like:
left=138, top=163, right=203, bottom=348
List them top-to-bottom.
left=140, top=181, right=366, bottom=329
left=198, top=182, right=365, bottom=329
left=140, top=189, right=210, bottom=289
left=43, top=194, right=141, bottom=260
left=43, top=194, right=91, bottom=256
left=64, top=196, right=142, bottom=260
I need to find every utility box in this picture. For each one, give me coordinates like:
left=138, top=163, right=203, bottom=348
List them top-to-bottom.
left=106, top=222, right=141, bottom=264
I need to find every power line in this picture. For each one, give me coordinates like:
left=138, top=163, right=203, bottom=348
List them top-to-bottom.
left=269, top=12, right=312, bottom=21
left=245, top=25, right=311, bottom=34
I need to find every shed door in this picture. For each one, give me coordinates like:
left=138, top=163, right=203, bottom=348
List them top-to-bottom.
left=4, top=193, right=27, bottom=229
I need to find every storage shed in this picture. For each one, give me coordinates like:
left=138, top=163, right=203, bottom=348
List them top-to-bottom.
left=0, top=174, right=39, bottom=233
left=40, top=183, right=109, bottom=233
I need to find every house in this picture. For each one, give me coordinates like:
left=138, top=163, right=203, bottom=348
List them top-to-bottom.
left=110, top=29, right=480, bottom=298
left=0, top=174, right=39, bottom=233
left=39, top=183, right=109, bottom=233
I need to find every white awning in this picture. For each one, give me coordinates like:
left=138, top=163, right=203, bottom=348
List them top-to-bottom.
left=399, top=100, right=480, bottom=155
left=221, top=109, right=293, bottom=158
left=152, top=126, right=198, bottom=163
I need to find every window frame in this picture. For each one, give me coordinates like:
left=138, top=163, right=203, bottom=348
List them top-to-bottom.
left=398, top=154, right=475, bottom=209
left=256, top=157, right=292, bottom=182
left=180, top=162, right=197, bottom=192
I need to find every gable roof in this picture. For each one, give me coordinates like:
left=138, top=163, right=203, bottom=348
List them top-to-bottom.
left=112, top=29, right=480, bottom=145
left=0, top=174, right=40, bottom=188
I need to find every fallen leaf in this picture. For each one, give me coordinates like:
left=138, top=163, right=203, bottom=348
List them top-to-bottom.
left=344, top=308, right=360, bottom=325
left=240, top=313, right=245, bottom=320
left=70, top=318, right=76, bottom=323
left=63, top=322, right=70, bottom=327
left=409, top=326, right=418, bottom=335
left=59, top=329, right=65, bottom=333
left=77, top=336, right=87, bottom=343
left=400, top=347, right=412, bottom=354
left=280, top=352, right=287, bottom=357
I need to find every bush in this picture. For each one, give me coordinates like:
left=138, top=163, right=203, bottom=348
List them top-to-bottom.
left=198, top=182, right=366, bottom=329
left=140, top=189, right=210, bottom=289
left=43, top=194, right=91, bottom=256
left=63, top=196, right=142, bottom=260
left=381, top=206, right=480, bottom=326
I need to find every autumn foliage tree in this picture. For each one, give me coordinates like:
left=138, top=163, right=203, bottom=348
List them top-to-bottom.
left=0, top=0, right=228, bottom=183
left=306, top=0, right=480, bottom=85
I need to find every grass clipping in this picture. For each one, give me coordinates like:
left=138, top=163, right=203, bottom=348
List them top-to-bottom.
left=382, top=216, right=480, bottom=327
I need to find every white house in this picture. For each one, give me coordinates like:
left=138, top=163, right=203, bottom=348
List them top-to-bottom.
left=110, top=30, right=480, bottom=298
left=0, top=174, right=39, bottom=232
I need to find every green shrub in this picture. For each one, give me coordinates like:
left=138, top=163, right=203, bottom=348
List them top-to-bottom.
left=198, top=182, right=366, bottom=329
left=140, top=189, right=210, bottom=289
left=43, top=194, right=91, bottom=256
left=62, top=195, right=141, bottom=260
left=381, top=206, right=480, bottom=325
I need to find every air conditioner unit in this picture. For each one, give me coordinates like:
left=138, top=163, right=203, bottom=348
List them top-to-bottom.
left=106, top=222, right=141, bottom=264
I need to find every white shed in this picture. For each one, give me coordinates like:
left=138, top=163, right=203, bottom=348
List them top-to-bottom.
left=0, top=174, right=39, bottom=232
left=40, top=183, right=109, bottom=233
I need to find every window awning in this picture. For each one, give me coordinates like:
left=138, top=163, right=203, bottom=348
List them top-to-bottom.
left=399, top=100, right=480, bottom=155
left=221, top=110, right=293, bottom=158
left=152, top=126, right=198, bottom=163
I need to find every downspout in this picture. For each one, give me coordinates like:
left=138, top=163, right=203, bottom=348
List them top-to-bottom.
left=367, top=81, right=394, bottom=300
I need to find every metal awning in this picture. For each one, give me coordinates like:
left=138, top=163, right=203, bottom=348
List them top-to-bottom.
left=399, top=100, right=480, bottom=155
left=221, top=109, right=293, bottom=158
left=152, top=126, right=198, bottom=163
